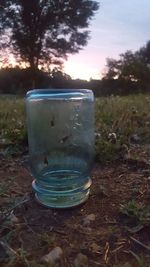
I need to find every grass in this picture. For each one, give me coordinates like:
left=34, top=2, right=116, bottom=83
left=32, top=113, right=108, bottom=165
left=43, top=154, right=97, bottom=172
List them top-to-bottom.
left=1, top=93, right=150, bottom=160
left=95, top=94, right=150, bottom=162
left=0, top=95, right=26, bottom=155
left=120, top=200, right=150, bottom=226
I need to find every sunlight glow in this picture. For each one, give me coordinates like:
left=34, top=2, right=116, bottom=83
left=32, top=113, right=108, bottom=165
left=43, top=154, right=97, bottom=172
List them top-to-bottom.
left=0, top=52, right=102, bottom=81
left=0, top=53, right=17, bottom=68
left=9, top=54, right=16, bottom=66
left=64, top=60, right=100, bottom=81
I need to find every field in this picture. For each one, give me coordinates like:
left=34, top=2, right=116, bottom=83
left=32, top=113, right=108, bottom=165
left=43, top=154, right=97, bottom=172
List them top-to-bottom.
left=1, top=94, right=150, bottom=266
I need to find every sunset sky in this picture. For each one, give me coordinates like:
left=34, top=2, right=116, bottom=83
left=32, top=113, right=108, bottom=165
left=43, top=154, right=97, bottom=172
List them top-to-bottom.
left=64, top=0, right=150, bottom=80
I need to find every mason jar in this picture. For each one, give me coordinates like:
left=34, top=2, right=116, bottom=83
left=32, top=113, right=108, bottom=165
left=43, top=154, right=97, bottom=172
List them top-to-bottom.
left=26, top=89, right=95, bottom=208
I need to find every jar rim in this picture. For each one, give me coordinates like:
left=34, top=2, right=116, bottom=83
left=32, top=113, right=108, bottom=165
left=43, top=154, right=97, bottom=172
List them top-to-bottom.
left=26, top=89, right=94, bottom=100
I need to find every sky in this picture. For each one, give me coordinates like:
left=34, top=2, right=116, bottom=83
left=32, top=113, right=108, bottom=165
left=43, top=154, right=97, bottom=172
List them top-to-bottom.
left=64, top=0, right=150, bottom=80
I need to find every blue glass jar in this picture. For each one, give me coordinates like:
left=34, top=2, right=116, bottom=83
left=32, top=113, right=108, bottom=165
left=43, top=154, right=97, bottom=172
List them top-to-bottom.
left=26, top=89, right=95, bottom=208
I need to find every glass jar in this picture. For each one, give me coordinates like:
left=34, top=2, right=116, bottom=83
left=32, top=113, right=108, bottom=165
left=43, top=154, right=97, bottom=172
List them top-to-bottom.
left=26, top=89, right=95, bottom=208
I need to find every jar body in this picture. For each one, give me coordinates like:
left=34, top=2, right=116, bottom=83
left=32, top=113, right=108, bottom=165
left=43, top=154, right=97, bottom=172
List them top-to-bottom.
left=26, top=89, right=95, bottom=208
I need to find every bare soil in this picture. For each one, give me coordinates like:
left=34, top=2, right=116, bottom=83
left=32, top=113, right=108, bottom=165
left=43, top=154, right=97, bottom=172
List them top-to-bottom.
left=1, top=145, right=150, bottom=266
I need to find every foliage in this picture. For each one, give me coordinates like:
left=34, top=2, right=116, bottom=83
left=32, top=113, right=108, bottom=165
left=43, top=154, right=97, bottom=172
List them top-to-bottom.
left=0, top=0, right=99, bottom=69
left=104, top=41, right=150, bottom=92
left=0, top=66, right=149, bottom=96
left=0, top=67, right=73, bottom=94
left=0, top=67, right=93, bottom=95
left=120, top=200, right=150, bottom=226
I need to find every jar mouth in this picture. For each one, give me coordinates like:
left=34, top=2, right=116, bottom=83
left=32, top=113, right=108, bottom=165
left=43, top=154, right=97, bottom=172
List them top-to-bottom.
left=26, top=89, right=94, bottom=100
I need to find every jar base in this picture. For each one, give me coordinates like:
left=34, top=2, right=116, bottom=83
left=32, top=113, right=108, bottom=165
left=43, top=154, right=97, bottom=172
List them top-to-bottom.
left=32, top=179, right=91, bottom=208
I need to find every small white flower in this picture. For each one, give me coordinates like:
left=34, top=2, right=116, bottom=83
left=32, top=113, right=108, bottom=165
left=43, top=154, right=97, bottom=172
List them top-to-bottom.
left=95, top=132, right=101, bottom=139
left=108, top=132, right=117, bottom=140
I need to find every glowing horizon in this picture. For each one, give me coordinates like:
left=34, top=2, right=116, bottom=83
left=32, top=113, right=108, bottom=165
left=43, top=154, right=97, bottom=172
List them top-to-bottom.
left=64, top=57, right=101, bottom=81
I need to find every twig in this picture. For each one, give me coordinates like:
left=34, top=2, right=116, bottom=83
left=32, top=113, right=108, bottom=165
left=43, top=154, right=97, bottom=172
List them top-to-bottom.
left=0, top=195, right=30, bottom=224
left=23, top=216, right=37, bottom=235
left=101, top=221, right=117, bottom=225
left=49, top=226, right=66, bottom=235
left=130, top=236, right=150, bottom=252
left=115, top=239, right=127, bottom=245
left=0, top=241, right=18, bottom=256
left=104, top=242, right=109, bottom=264
left=111, top=245, right=124, bottom=253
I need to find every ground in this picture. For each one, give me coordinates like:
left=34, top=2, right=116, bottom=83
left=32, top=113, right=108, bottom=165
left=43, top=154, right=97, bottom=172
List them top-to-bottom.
left=1, top=94, right=150, bottom=266
left=1, top=144, right=150, bottom=267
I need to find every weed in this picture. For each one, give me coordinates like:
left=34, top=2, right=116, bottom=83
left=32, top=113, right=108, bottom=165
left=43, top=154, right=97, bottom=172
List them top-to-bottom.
left=120, top=200, right=150, bottom=225
left=39, top=232, right=57, bottom=247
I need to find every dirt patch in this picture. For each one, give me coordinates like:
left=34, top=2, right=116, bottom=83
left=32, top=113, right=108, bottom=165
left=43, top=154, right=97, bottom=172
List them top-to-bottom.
left=1, top=147, right=150, bottom=266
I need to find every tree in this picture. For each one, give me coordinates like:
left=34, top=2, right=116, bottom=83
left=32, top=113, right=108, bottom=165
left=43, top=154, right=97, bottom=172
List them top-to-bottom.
left=0, top=0, right=99, bottom=70
left=104, top=41, right=150, bottom=86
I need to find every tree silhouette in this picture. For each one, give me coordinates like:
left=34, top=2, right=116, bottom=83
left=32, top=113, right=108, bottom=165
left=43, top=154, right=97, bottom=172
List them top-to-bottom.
left=0, top=0, right=99, bottom=70
left=104, top=41, right=150, bottom=86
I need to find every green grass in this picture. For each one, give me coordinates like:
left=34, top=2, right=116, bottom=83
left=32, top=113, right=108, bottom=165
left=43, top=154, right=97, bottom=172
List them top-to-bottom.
left=1, top=93, right=150, bottom=160
left=95, top=94, right=150, bottom=162
left=0, top=95, right=26, bottom=155
left=120, top=200, right=150, bottom=226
